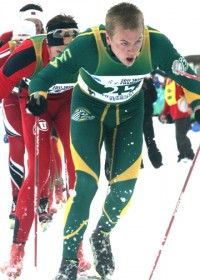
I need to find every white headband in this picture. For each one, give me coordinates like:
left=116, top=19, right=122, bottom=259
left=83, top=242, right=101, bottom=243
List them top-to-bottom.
left=20, top=9, right=43, bottom=22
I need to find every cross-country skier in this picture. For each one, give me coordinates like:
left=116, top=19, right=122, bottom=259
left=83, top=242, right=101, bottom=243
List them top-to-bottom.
left=15, top=2, right=200, bottom=279
left=0, top=3, right=68, bottom=227
left=0, top=4, right=45, bottom=227
left=0, top=14, right=90, bottom=278
left=0, top=19, right=37, bottom=226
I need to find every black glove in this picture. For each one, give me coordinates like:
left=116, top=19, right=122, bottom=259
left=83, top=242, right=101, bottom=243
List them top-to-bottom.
left=26, top=91, right=48, bottom=116
left=194, top=109, right=200, bottom=124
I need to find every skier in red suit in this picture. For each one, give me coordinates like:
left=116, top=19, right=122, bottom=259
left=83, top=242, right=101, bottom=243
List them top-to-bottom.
left=0, top=3, right=65, bottom=225
left=0, top=14, right=89, bottom=278
left=0, top=20, right=37, bottom=224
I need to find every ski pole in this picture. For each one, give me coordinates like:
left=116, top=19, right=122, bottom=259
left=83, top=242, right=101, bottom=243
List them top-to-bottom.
left=175, top=69, right=200, bottom=81
left=34, top=116, right=40, bottom=267
left=148, top=144, right=200, bottom=280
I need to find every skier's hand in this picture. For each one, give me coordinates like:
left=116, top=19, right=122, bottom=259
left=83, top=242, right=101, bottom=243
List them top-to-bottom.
left=26, top=91, right=48, bottom=116
left=159, top=114, right=166, bottom=123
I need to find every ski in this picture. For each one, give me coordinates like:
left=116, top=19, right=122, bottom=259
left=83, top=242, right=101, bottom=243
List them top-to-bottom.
left=78, top=272, right=112, bottom=280
left=78, top=276, right=111, bottom=280
left=8, top=277, right=19, bottom=280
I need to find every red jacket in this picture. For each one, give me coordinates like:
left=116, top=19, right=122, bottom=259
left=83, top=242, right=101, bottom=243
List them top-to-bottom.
left=0, top=36, right=74, bottom=99
left=0, top=37, right=49, bottom=98
left=162, top=79, right=191, bottom=120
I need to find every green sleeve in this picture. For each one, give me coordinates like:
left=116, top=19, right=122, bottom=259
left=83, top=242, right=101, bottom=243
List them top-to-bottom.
left=29, top=30, right=98, bottom=95
left=150, top=31, right=200, bottom=93
left=29, top=47, right=78, bottom=94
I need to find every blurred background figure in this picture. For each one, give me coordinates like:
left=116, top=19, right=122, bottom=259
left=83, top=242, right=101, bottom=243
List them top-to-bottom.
left=0, top=3, right=44, bottom=46
left=0, top=3, right=67, bottom=229
left=19, top=3, right=44, bottom=34
left=0, top=13, right=90, bottom=279
left=0, top=19, right=37, bottom=227
left=160, top=78, right=195, bottom=162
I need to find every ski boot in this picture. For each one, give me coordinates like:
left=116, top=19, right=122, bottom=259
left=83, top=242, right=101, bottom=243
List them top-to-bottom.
left=178, top=150, right=194, bottom=162
left=55, top=177, right=66, bottom=205
left=48, top=187, right=58, bottom=217
left=38, top=197, right=52, bottom=231
left=90, top=228, right=115, bottom=278
left=1, top=243, right=25, bottom=279
left=54, top=259, right=78, bottom=280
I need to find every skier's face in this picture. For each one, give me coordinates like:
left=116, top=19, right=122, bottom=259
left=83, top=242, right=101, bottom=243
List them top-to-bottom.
left=106, top=26, right=144, bottom=67
left=47, top=28, right=78, bottom=59
left=48, top=31, right=77, bottom=59
left=48, top=45, right=67, bottom=59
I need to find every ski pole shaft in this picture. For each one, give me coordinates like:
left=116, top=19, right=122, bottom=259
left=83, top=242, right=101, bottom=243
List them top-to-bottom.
left=176, top=69, right=200, bottom=81
left=34, top=116, right=40, bottom=267
left=148, top=144, right=200, bottom=280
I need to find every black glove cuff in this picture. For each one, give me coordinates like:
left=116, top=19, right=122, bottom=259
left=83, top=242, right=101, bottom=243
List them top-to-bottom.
left=26, top=96, right=47, bottom=116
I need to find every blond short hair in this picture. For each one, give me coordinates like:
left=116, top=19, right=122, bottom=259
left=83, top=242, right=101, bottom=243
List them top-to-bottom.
left=105, top=2, right=144, bottom=37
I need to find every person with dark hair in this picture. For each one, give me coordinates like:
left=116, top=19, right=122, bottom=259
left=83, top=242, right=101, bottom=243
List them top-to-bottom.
left=6, top=2, right=200, bottom=279
left=19, top=3, right=43, bottom=12
left=0, top=4, right=45, bottom=227
left=0, top=7, right=66, bottom=230
left=0, top=14, right=89, bottom=278
left=0, top=19, right=37, bottom=228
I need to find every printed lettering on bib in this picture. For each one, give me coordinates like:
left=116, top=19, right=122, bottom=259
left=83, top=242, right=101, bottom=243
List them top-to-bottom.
left=79, top=73, right=149, bottom=103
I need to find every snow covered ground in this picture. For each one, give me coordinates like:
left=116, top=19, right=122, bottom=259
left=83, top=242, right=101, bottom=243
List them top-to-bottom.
left=0, top=113, right=199, bottom=280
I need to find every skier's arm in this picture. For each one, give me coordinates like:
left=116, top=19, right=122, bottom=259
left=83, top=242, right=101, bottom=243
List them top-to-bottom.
left=28, top=30, right=98, bottom=96
left=150, top=31, right=200, bottom=123
left=150, top=31, right=200, bottom=110
left=27, top=34, right=91, bottom=116
left=28, top=36, right=82, bottom=95
left=0, top=39, right=36, bottom=98
left=27, top=49, right=79, bottom=116
left=160, top=100, right=170, bottom=122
